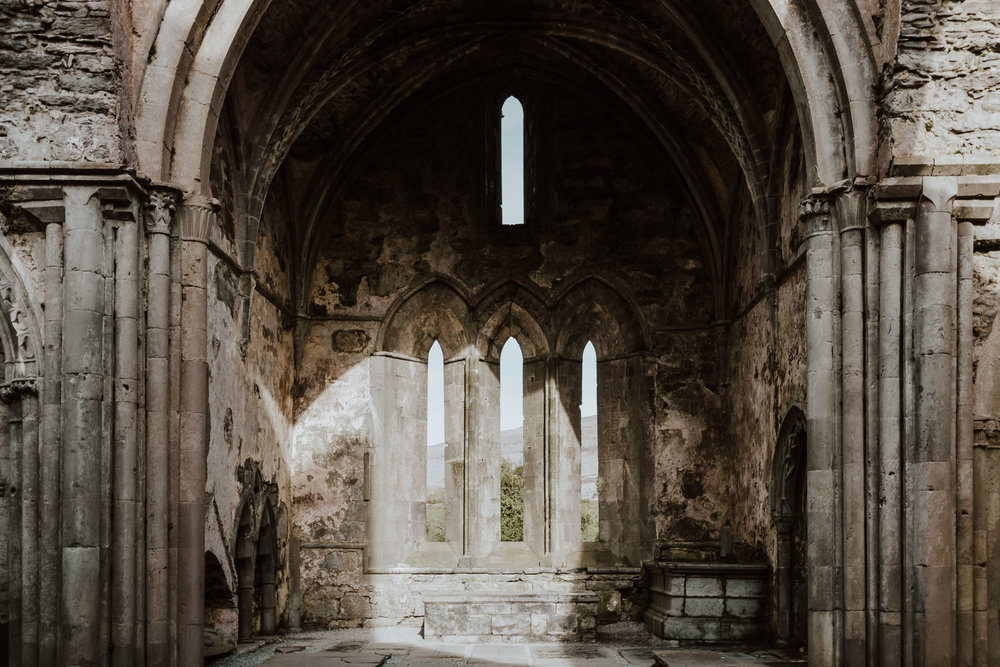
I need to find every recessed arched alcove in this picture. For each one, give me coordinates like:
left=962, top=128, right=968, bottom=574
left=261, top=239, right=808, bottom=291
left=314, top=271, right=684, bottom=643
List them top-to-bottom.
left=153, top=0, right=870, bottom=654
left=771, top=407, right=808, bottom=647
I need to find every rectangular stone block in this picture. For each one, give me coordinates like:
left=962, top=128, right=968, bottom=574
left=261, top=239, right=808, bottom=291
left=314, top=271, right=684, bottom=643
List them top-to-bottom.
left=685, top=577, right=722, bottom=597
left=724, top=578, right=766, bottom=598
left=684, top=596, right=724, bottom=617
left=725, top=597, right=761, bottom=619
left=491, top=614, right=530, bottom=635
left=548, top=614, right=578, bottom=635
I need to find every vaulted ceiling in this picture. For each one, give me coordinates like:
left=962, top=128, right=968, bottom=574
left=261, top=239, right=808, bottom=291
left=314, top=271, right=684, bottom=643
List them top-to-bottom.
left=215, top=0, right=797, bottom=308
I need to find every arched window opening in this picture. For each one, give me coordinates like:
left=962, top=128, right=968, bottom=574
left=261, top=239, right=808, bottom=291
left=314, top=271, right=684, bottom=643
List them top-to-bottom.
left=500, top=96, right=524, bottom=226
left=499, top=337, right=524, bottom=541
left=426, top=340, right=446, bottom=542
left=581, top=341, right=599, bottom=542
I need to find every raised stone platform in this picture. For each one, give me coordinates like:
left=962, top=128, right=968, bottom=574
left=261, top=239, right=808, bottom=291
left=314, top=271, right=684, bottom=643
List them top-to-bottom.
left=643, top=562, right=769, bottom=643
left=423, top=592, right=600, bottom=642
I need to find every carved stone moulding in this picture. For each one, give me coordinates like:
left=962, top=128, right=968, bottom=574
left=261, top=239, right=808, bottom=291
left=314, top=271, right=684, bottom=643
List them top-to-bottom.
left=871, top=157, right=1000, bottom=229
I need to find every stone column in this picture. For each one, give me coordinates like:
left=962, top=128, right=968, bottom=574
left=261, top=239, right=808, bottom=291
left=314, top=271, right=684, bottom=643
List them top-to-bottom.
left=910, top=177, right=958, bottom=666
left=60, top=186, right=108, bottom=666
left=102, top=188, right=142, bottom=667
left=143, top=189, right=176, bottom=667
left=833, top=191, right=868, bottom=665
left=176, top=194, right=216, bottom=665
left=800, top=197, right=841, bottom=666
left=40, top=216, right=64, bottom=667
left=877, top=218, right=904, bottom=665
left=522, top=357, right=546, bottom=556
left=551, top=357, right=582, bottom=561
left=5, top=384, right=24, bottom=666
left=20, top=388, right=38, bottom=665
left=774, top=516, right=795, bottom=643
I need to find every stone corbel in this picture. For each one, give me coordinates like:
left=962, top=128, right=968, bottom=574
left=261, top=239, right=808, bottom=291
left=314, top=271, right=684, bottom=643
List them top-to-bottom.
left=0, top=185, right=65, bottom=231
left=97, top=186, right=138, bottom=223
left=0, top=375, right=39, bottom=404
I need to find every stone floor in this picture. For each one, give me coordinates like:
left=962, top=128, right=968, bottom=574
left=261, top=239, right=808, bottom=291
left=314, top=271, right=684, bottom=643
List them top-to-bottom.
left=209, top=626, right=807, bottom=666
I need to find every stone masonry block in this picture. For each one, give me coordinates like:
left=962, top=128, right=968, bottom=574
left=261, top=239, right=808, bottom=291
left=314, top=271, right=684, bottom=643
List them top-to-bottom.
left=685, top=577, right=722, bottom=597
left=684, top=597, right=724, bottom=617
left=492, top=614, right=531, bottom=635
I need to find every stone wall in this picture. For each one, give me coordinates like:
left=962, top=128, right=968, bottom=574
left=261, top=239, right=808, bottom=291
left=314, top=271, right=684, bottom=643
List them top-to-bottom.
left=0, top=0, right=124, bottom=164
left=886, top=0, right=1000, bottom=158
left=287, top=78, right=727, bottom=626
left=203, top=118, right=298, bottom=639
left=723, top=119, right=809, bottom=620
left=298, top=565, right=643, bottom=631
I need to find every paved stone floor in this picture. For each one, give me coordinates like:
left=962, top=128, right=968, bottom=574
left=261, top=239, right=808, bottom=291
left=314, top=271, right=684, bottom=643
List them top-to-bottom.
left=209, top=626, right=807, bottom=666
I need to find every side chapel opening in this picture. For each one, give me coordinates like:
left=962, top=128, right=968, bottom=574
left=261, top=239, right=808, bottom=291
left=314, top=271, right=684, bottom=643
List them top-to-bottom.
left=771, top=407, right=807, bottom=645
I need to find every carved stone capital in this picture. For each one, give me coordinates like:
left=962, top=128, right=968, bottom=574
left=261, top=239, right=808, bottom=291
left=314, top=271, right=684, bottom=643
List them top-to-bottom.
left=145, top=189, right=178, bottom=236
left=179, top=194, right=220, bottom=243
left=798, top=197, right=832, bottom=235
left=0, top=376, right=38, bottom=404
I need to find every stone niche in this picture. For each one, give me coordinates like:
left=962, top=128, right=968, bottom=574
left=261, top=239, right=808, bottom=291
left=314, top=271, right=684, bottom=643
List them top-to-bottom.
left=643, top=554, right=769, bottom=643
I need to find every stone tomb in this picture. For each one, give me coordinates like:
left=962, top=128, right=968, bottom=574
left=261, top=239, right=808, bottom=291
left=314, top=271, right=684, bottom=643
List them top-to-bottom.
left=644, top=562, right=769, bottom=643
left=423, top=592, right=600, bottom=642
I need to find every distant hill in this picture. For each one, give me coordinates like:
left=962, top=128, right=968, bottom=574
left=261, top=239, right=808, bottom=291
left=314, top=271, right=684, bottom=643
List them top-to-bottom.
left=426, top=415, right=598, bottom=500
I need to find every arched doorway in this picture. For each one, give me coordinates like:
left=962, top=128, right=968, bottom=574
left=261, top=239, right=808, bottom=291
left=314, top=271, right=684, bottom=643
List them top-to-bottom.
left=771, top=407, right=807, bottom=646
left=235, top=496, right=279, bottom=641
left=255, top=500, right=278, bottom=636
left=235, top=502, right=255, bottom=642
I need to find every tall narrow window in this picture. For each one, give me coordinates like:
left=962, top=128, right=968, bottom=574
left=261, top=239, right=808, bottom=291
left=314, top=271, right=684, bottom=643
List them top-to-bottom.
left=500, top=96, right=525, bottom=226
left=499, top=337, right=524, bottom=541
left=426, top=341, right=446, bottom=542
left=581, top=341, right=598, bottom=541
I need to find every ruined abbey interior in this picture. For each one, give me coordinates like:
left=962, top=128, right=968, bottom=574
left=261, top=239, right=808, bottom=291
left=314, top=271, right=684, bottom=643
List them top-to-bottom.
left=2, top=0, right=1000, bottom=665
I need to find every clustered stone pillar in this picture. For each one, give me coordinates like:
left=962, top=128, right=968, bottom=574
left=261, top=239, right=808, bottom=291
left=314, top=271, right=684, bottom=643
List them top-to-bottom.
left=803, top=167, right=997, bottom=666
left=1, top=180, right=218, bottom=664
left=176, top=194, right=216, bottom=665
left=40, top=211, right=64, bottom=666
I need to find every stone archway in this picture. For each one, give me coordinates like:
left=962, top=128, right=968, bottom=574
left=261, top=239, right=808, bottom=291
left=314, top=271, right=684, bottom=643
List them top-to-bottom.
left=771, top=407, right=807, bottom=646
left=235, top=492, right=279, bottom=642
left=235, top=501, right=255, bottom=642
left=255, top=501, right=278, bottom=636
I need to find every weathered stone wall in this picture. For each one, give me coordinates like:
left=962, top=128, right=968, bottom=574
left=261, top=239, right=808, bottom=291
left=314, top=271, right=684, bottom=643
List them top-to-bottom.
left=0, top=0, right=124, bottom=164
left=886, top=0, right=1000, bottom=158
left=289, top=80, right=727, bottom=627
left=203, top=119, right=297, bottom=639
left=724, top=124, right=809, bottom=566
left=975, top=251, right=1000, bottom=422
left=299, top=566, right=644, bottom=631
